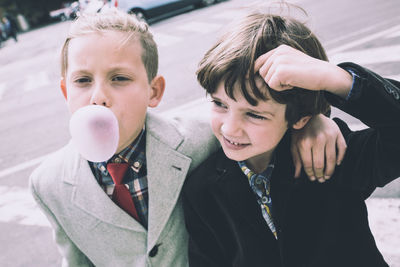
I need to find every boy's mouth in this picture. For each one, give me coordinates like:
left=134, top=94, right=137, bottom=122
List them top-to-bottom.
left=222, top=136, right=249, bottom=149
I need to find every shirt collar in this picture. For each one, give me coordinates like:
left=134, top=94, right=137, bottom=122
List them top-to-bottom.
left=92, top=127, right=146, bottom=175
left=238, top=154, right=276, bottom=183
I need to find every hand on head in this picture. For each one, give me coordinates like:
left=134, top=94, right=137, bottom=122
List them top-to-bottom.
left=254, top=45, right=352, bottom=97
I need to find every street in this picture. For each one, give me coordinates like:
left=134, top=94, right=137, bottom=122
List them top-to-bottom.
left=0, top=0, right=399, bottom=266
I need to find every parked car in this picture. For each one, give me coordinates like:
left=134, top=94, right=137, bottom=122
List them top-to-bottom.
left=80, top=0, right=107, bottom=15
left=108, top=0, right=221, bottom=23
left=49, top=1, right=80, bottom=21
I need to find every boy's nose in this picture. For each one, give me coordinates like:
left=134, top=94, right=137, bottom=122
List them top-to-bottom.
left=90, top=84, right=111, bottom=107
left=221, top=116, right=242, bottom=137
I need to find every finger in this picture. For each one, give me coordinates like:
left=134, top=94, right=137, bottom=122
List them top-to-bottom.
left=254, top=49, right=276, bottom=73
left=254, top=53, right=269, bottom=73
left=259, top=54, right=277, bottom=81
left=263, top=60, right=278, bottom=87
left=268, top=74, right=294, bottom=91
left=336, top=133, right=347, bottom=165
left=324, top=139, right=336, bottom=179
left=298, top=142, right=315, bottom=181
left=291, top=143, right=302, bottom=178
left=311, top=143, right=325, bottom=180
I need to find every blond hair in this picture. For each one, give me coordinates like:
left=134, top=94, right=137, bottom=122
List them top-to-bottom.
left=61, top=9, right=158, bottom=82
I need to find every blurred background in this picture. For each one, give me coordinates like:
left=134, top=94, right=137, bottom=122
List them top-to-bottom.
left=0, top=0, right=399, bottom=266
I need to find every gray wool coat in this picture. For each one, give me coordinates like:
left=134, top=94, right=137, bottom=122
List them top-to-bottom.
left=30, top=112, right=218, bottom=267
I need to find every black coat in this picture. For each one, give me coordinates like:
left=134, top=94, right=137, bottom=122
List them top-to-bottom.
left=182, top=63, right=400, bottom=267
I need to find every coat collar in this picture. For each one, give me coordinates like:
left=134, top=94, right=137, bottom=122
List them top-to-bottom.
left=62, top=112, right=192, bottom=247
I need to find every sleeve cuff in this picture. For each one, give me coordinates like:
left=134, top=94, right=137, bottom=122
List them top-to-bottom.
left=343, top=67, right=362, bottom=101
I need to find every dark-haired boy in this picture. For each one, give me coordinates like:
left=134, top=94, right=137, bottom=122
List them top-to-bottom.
left=183, top=12, right=400, bottom=267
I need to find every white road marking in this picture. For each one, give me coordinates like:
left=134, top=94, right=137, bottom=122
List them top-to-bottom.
left=211, top=9, right=246, bottom=20
left=324, top=18, right=400, bottom=48
left=154, top=21, right=225, bottom=47
left=176, top=21, right=223, bottom=34
left=328, top=25, right=400, bottom=56
left=386, top=30, right=400, bottom=39
left=153, top=32, right=181, bottom=47
left=330, top=44, right=400, bottom=65
left=23, top=71, right=51, bottom=92
left=387, top=75, right=400, bottom=81
left=0, top=82, right=6, bottom=100
left=347, top=123, right=368, bottom=131
left=0, top=154, right=49, bottom=179
left=0, top=186, right=50, bottom=227
left=365, top=198, right=400, bottom=263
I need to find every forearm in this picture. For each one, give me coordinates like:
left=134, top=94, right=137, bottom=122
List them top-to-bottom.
left=321, top=62, right=353, bottom=98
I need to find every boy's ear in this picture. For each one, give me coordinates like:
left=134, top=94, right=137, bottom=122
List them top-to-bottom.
left=148, top=75, right=165, bottom=108
left=60, top=78, right=67, bottom=100
left=292, top=115, right=312, bottom=130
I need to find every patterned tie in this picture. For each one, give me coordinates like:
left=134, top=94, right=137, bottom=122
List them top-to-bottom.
left=239, top=162, right=277, bottom=239
left=107, top=163, right=140, bottom=221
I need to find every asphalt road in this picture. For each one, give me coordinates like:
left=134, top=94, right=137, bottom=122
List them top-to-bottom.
left=0, top=0, right=399, bottom=266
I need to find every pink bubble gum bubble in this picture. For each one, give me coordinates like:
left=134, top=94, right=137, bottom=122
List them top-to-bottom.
left=69, top=105, right=119, bottom=162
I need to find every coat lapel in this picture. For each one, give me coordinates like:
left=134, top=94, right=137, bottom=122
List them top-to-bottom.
left=145, top=113, right=192, bottom=250
left=64, top=142, right=146, bottom=232
left=213, top=153, right=266, bottom=231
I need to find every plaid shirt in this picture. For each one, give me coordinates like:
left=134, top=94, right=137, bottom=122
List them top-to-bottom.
left=89, top=129, right=149, bottom=228
left=238, top=157, right=277, bottom=239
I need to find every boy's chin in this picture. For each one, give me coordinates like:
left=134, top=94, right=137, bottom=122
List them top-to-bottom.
left=221, top=148, right=248, bottom=162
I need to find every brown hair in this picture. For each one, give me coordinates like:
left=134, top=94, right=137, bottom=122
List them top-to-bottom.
left=61, top=8, right=158, bottom=82
left=197, top=8, right=330, bottom=126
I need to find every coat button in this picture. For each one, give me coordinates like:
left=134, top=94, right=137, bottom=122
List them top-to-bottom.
left=384, top=85, right=393, bottom=93
left=392, top=90, right=399, bottom=100
left=149, top=244, right=161, bottom=257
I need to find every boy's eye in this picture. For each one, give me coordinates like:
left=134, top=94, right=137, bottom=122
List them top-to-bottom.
left=112, top=76, right=130, bottom=82
left=75, top=77, right=91, bottom=83
left=211, top=99, right=227, bottom=109
left=246, top=112, right=267, bottom=120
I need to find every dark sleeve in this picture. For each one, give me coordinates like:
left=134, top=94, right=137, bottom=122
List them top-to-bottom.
left=326, top=63, right=400, bottom=196
left=182, top=160, right=229, bottom=267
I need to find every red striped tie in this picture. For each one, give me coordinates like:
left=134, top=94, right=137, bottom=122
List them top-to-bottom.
left=107, top=163, right=139, bottom=221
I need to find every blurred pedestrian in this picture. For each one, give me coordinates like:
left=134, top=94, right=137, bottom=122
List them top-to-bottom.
left=3, top=15, right=18, bottom=42
left=0, top=20, right=6, bottom=48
